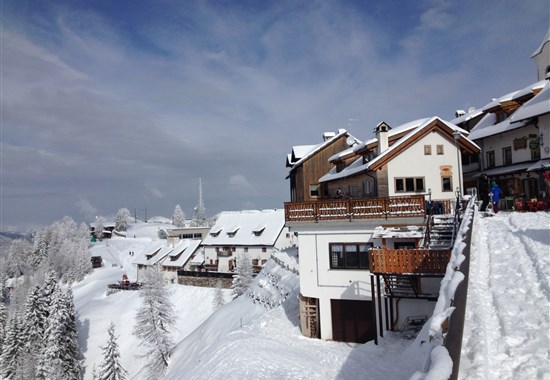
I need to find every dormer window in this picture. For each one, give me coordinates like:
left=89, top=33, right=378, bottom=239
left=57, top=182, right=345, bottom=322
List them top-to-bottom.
left=495, top=110, right=508, bottom=123
left=226, top=226, right=240, bottom=237
left=252, top=226, right=266, bottom=236
left=209, top=227, right=222, bottom=237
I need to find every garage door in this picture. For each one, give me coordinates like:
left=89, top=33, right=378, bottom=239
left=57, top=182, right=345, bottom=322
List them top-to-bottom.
left=331, top=299, right=375, bottom=343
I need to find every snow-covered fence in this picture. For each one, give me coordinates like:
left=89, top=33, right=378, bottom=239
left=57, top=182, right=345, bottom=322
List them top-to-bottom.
left=411, top=196, right=476, bottom=380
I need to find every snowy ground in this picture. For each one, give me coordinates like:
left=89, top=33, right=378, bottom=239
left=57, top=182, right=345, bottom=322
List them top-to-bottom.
left=459, top=212, right=550, bottom=379
left=74, top=213, right=550, bottom=379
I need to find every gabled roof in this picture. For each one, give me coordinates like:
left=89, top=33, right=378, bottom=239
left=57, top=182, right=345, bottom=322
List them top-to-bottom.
left=509, top=81, right=550, bottom=123
left=320, top=117, right=478, bottom=183
left=353, top=117, right=433, bottom=154
left=287, top=129, right=357, bottom=173
left=202, top=209, right=285, bottom=246
left=162, top=239, right=202, bottom=267
left=132, top=240, right=167, bottom=265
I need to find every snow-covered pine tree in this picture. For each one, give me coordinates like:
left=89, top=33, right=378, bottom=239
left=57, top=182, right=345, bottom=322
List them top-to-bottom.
left=172, top=205, right=186, bottom=227
left=114, top=208, right=131, bottom=232
left=94, top=216, right=106, bottom=240
left=31, top=229, right=49, bottom=268
left=7, top=238, right=32, bottom=277
left=231, top=253, right=254, bottom=298
left=133, top=266, right=176, bottom=378
left=212, top=280, right=225, bottom=310
left=19, top=285, right=49, bottom=377
left=36, top=285, right=81, bottom=380
left=0, top=301, right=6, bottom=352
left=0, top=314, right=24, bottom=379
left=98, top=322, right=128, bottom=380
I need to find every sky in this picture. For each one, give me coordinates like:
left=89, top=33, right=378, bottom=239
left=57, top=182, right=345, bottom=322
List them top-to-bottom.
left=1, top=0, right=549, bottom=230
left=72, top=210, right=549, bottom=379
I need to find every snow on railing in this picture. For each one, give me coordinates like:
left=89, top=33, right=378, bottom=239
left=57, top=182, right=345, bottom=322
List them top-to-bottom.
left=410, top=196, right=476, bottom=380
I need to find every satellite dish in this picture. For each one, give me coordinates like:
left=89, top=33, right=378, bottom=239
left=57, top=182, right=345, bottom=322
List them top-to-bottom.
left=468, top=107, right=476, bottom=113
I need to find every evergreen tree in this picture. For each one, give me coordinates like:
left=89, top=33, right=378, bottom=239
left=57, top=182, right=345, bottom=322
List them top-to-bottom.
left=172, top=205, right=186, bottom=227
left=114, top=208, right=131, bottom=232
left=94, top=217, right=106, bottom=240
left=31, top=229, right=49, bottom=268
left=7, top=238, right=32, bottom=277
left=231, top=253, right=254, bottom=298
left=133, top=266, right=176, bottom=378
left=212, top=280, right=225, bottom=310
left=19, top=285, right=48, bottom=377
left=37, top=286, right=81, bottom=380
left=0, top=302, right=6, bottom=352
left=0, top=314, right=24, bottom=379
left=98, top=322, right=128, bottom=380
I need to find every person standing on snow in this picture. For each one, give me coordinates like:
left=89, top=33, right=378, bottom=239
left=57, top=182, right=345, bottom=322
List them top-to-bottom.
left=479, top=174, right=490, bottom=211
left=490, top=181, right=502, bottom=213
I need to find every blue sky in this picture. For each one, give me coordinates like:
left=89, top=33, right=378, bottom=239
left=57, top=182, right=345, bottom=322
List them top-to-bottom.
left=1, top=0, right=548, bottom=230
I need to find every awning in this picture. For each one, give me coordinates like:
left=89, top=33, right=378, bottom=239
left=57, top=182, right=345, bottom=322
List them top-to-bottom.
left=527, top=159, right=550, bottom=172
left=474, top=162, right=534, bottom=178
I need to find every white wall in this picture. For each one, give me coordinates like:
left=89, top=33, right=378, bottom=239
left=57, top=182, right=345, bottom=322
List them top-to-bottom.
left=482, top=125, right=539, bottom=167
left=388, top=133, right=461, bottom=200
left=296, top=224, right=379, bottom=341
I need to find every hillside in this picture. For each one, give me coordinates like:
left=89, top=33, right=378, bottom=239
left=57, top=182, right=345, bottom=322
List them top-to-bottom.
left=74, top=213, right=550, bottom=379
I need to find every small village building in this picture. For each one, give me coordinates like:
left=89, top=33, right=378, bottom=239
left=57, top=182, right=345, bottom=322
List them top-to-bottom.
left=451, top=29, right=550, bottom=209
left=285, top=119, right=479, bottom=344
left=201, top=209, right=293, bottom=273
left=160, top=239, right=202, bottom=283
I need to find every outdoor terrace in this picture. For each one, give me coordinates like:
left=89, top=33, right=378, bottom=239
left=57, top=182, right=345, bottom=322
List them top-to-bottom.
left=284, top=195, right=428, bottom=223
left=369, top=248, right=451, bottom=275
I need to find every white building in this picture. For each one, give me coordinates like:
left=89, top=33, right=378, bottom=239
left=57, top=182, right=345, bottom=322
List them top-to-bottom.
left=201, top=209, right=293, bottom=273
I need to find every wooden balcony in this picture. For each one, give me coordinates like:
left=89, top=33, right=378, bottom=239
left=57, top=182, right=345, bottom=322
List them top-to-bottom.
left=284, top=195, right=426, bottom=222
left=369, top=248, right=451, bottom=275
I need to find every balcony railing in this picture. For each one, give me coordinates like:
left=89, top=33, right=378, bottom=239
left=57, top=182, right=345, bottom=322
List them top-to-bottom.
left=284, top=195, right=426, bottom=222
left=369, top=248, right=451, bottom=275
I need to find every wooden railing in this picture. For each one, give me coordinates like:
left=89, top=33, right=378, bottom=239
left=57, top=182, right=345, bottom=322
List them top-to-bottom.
left=284, top=195, right=426, bottom=222
left=369, top=248, right=451, bottom=275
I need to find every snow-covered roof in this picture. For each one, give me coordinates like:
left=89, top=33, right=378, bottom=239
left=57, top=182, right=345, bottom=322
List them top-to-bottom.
left=509, top=82, right=550, bottom=123
left=450, top=108, right=484, bottom=125
left=468, top=116, right=527, bottom=140
left=321, top=117, right=477, bottom=183
left=352, top=117, right=434, bottom=153
left=288, top=129, right=355, bottom=171
left=202, top=209, right=285, bottom=246
left=372, top=225, right=424, bottom=239
left=162, top=239, right=202, bottom=267
left=132, top=240, right=167, bottom=265
left=189, top=249, right=204, bottom=265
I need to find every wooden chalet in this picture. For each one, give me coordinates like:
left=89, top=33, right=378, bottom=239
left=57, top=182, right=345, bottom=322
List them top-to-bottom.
left=285, top=118, right=478, bottom=344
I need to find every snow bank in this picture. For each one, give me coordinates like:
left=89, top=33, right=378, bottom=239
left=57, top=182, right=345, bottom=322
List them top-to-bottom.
left=411, top=198, right=476, bottom=379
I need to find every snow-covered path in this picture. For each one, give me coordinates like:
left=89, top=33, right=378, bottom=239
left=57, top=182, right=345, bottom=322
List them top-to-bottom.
left=459, top=212, right=550, bottom=379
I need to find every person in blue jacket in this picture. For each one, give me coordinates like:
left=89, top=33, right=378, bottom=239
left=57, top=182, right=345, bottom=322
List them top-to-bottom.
left=491, top=181, right=502, bottom=213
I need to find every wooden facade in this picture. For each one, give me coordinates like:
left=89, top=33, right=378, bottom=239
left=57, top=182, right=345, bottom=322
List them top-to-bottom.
left=289, top=134, right=351, bottom=202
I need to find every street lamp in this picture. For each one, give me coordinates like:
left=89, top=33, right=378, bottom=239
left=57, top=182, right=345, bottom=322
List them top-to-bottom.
left=453, top=129, right=463, bottom=197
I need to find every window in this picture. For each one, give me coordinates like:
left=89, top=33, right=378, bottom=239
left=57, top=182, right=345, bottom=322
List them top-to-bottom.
left=424, top=145, right=432, bottom=155
left=436, top=145, right=444, bottom=155
left=502, top=147, right=512, bottom=165
left=486, top=150, right=495, bottom=168
left=442, top=176, right=453, bottom=192
left=395, top=177, right=425, bottom=193
left=310, top=184, right=319, bottom=197
left=329, top=243, right=373, bottom=270
left=262, top=247, right=267, bottom=252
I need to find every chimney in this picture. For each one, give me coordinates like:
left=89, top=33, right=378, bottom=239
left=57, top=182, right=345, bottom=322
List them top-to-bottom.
left=375, top=122, right=390, bottom=154
left=323, top=131, right=336, bottom=141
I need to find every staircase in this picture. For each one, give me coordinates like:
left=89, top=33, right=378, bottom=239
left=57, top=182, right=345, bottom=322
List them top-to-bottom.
left=427, top=215, right=455, bottom=248
left=383, top=274, right=419, bottom=298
